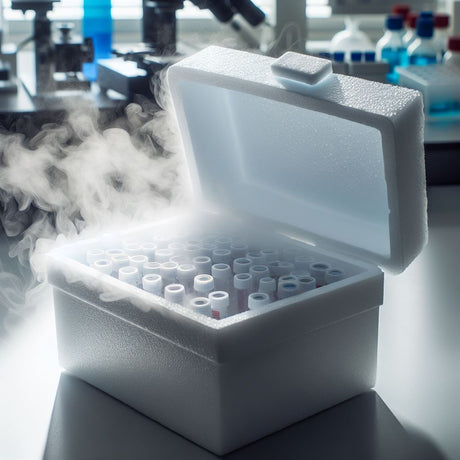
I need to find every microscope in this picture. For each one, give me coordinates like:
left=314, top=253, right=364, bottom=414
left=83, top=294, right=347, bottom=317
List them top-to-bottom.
left=11, top=0, right=94, bottom=97
left=97, top=0, right=266, bottom=100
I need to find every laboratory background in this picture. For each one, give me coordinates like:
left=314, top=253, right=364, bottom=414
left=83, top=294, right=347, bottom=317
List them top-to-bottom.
left=0, top=0, right=459, bottom=459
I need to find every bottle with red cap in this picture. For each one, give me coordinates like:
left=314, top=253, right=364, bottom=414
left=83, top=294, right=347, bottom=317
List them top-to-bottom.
left=403, top=12, right=418, bottom=47
left=434, top=13, right=450, bottom=58
left=443, top=37, right=460, bottom=68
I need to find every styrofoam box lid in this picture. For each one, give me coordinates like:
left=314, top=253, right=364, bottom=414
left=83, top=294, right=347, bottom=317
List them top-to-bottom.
left=167, top=47, right=427, bottom=273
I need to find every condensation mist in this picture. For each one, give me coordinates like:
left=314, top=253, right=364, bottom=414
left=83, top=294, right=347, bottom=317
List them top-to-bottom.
left=0, top=73, right=190, bottom=334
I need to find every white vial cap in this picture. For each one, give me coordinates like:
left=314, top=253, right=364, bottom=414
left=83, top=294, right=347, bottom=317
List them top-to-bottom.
left=215, top=236, right=232, bottom=249
left=123, top=242, right=143, bottom=256
left=140, top=242, right=157, bottom=260
left=168, top=242, right=185, bottom=255
left=230, top=242, right=249, bottom=259
left=199, top=243, right=217, bottom=258
left=183, top=244, right=201, bottom=260
left=86, top=248, right=105, bottom=265
left=105, top=248, right=125, bottom=258
left=155, top=248, right=174, bottom=263
left=212, top=249, right=232, bottom=264
left=260, top=249, right=279, bottom=262
left=246, top=250, right=265, bottom=265
left=112, top=254, right=130, bottom=272
left=130, top=255, right=149, bottom=272
left=170, top=255, right=188, bottom=265
left=295, top=255, right=314, bottom=270
left=192, top=256, right=212, bottom=275
left=233, top=257, right=252, bottom=274
left=93, top=258, right=113, bottom=275
left=143, top=261, right=161, bottom=275
left=160, top=261, right=178, bottom=282
left=272, top=261, right=295, bottom=277
left=310, top=262, right=332, bottom=285
left=211, top=263, right=232, bottom=279
left=176, top=264, right=197, bottom=282
left=250, top=265, right=270, bottom=279
left=119, top=266, right=139, bottom=286
left=291, top=269, right=311, bottom=278
left=325, top=269, right=345, bottom=284
left=142, top=273, right=162, bottom=295
left=234, top=273, right=252, bottom=290
left=194, top=274, right=215, bottom=294
left=279, top=274, right=297, bottom=283
left=298, top=276, right=316, bottom=293
left=259, top=277, right=276, bottom=294
left=277, top=280, right=300, bottom=299
left=164, top=284, right=185, bottom=304
left=209, top=291, right=229, bottom=319
left=248, top=292, right=271, bottom=310
left=190, top=297, right=212, bottom=317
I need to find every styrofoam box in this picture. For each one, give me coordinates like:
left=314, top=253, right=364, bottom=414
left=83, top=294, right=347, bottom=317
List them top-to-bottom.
left=48, top=47, right=427, bottom=455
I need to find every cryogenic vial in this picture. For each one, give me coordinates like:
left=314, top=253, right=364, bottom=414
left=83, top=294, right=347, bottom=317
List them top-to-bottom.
left=403, top=12, right=418, bottom=47
left=434, top=13, right=450, bottom=58
left=376, top=15, right=408, bottom=83
left=408, top=16, right=437, bottom=65
left=443, top=36, right=460, bottom=68
left=153, top=235, right=172, bottom=249
left=215, top=236, right=232, bottom=248
left=123, top=242, right=143, bottom=256
left=168, top=242, right=185, bottom=255
left=230, top=242, right=249, bottom=259
left=140, top=243, right=157, bottom=260
left=199, top=243, right=217, bottom=258
left=183, top=244, right=201, bottom=261
left=86, top=248, right=105, bottom=265
left=105, top=248, right=125, bottom=259
left=155, top=248, right=175, bottom=263
left=260, top=248, right=279, bottom=263
left=212, top=249, right=232, bottom=264
left=246, top=250, right=265, bottom=266
left=112, top=254, right=130, bottom=273
left=129, top=255, right=149, bottom=275
left=170, top=255, right=188, bottom=265
left=294, top=255, right=314, bottom=271
left=193, top=256, right=212, bottom=275
left=233, top=257, right=252, bottom=274
left=92, top=258, right=113, bottom=276
left=143, top=261, right=161, bottom=275
left=271, top=261, right=295, bottom=278
left=160, top=262, right=178, bottom=286
left=310, top=262, right=332, bottom=287
left=176, top=264, right=197, bottom=294
left=212, top=264, right=233, bottom=293
left=249, top=265, right=270, bottom=291
left=119, top=266, right=140, bottom=287
left=291, top=269, right=311, bottom=278
left=325, top=269, right=345, bottom=284
left=142, top=273, right=162, bottom=295
left=234, top=273, right=252, bottom=312
left=194, top=274, right=215, bottom=297
left=278, top=274, right=297, bottom=284
left=297, top=276, right=316, bottom=293
left=258, top=277, right=276, bottom=301
left=277, top=280, right=300, bottom=299
left=165, top=284, right=185, bottom=305
left=209, top=291, right=229, bottom=319
left=248, top=292, right=271, bottom=311
left=190, top=297, right=212, bottom=317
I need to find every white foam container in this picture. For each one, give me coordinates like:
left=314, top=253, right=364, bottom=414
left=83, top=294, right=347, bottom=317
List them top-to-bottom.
left=47, top=47, right=427, bottom=455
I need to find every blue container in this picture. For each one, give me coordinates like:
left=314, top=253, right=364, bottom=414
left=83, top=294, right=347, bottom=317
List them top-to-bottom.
left=83, top=0, right=112, bottom=81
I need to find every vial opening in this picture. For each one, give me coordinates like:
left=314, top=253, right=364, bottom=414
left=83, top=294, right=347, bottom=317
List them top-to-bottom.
left=247, top=250, right=261, bottom=256
left=235, top=258, right=250, bottom=263
left=95, top=260, right=110, bottom=266
left=214, top=263, right=229, bottom=270
left=312, top=263, right=329, bottom=270
left=252, top=265, right=267, bottom=272
left=121, top=266, right=137, bottom=274
left=236, top=273, right=251, bottom=280
left=144, top=274, right=160, bottom=281
left=198, top=275, right=212, bottom=281
left=299, top=277, right=314, bottom=283
left=281, top=283, right=297, bottom=290
left=168, top=285, right=182, bottom=291
left=210, top=292, right=226, bottom=298
left=252, top=294, right=265, bottom=300
left=194, top=300, right=207, bottom=306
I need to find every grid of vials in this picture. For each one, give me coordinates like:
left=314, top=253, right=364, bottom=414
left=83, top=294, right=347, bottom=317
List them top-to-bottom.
left=85, top=234, right=347, bottom=320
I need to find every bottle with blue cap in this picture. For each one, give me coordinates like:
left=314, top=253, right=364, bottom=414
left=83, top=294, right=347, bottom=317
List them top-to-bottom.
left=408, top=12, right=438, bottom=65
left=375, top=15, right=408, bottom=83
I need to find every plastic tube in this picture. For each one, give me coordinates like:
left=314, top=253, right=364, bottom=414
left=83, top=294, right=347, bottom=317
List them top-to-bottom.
left=215, top=236, right=232, bottom=249
left=123, top=242, right=142, bottom=256
left=168, top=242, right=185, bottom=255
left=230, top=242, right=249, bottom=259
left=140, top=243, right=157, bottom=260
left=86, top=248, right=105, bottom=265
left=105, top=248, right=125, bottom=259
left=155, top=248, right=175, bottom=263
left=260, top=248, right=279, bottom=263
left=212, top=249, right=232, bottom=264
left=246, top=250, right=265, bottom=266
left=112, top=254, right=130, bottom=273
left=129, top=255, right=149, bottom=275
left=294, top=255, right=314, bottom=271
left=233, top=257, right=252, bottom=274
left=92, top=258, right=113, bottom=275
left=143, top=261, right=161, bottom=275
left=160, top=262, right=178, bottom=286
left=272, top=262, right=295, bottom=278
left=310, top=262, right=332, bottom=287
left=176, top=263, right=197, bottom=294
left=212, top=263, right=233, bottom=292
left=249, top=265, right=270, bottom=291
left=119, top=266, right=140, bottom=287
left=325, top=269, right=345, bottom=284
left=142, top=273, right=162, bottom=295
left=234, top=273, right=252, bottom=312
left=194, top=274, right=215, bottom=296
left=258, top=276, right=276, bottom=301
left=298, top=276, right=316, bottom=293
left=277, top=280, right=300, bottom=299
left=164, top=284, right=185, bottom=305
left=209, top=291, right=230, bottom=319
left=248, top=292, right=271, bottom=310
left=190, top=297, right=212, bottom=317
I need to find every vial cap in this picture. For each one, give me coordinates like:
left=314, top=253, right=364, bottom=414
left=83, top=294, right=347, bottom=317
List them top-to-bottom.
left=419, top=11, right=433, bottom=19
left=406, top=12, right=418, bottom=29
left=434, top=13, right=449, bottom=29
left=386, top=14, right=404, bottom=31
left=416, top=17, right=434, bottom=38
left=448, top=36, right=460, bottom=52
left=333, top=51, right=345, bottom=62
left=350, top=51, right=362, bottom=62
left=364, top=51, right=376, bottom=62
left=215, top=236, right=232, bottom=248
left=123, top=242, right=142, bottom=255
left=86, top=248, right=105, bottom=265
left=105, top=248, right=125, bottom=258
left=155, top=248, right=174, bottom=262
left=212, top=248, right=232, bottom=263
left=260, top=248, right=279, bottom=262
left=111, top=254, right=130, bottom=271
left=129, top=254, right=149, bottom=270
left=193, top=256, right=212, bottom=272
left=233, top=257, right=252, bottom=274
left=93, top=258, right=113, bottom=275
left=143, top=261, right=161, bottom=274
left=160, top=261, right=178, bottom=279
left=176, top=263, right=197, bottom=281
left=211, top=263, right=232, bottom=279
left=249, top=265, right=270, bottom=277
left=119, top=266, right=139, bottom=285
left=325, top=269, right=345, bottom=284
left=142, top=273, right=162, bottom=293
left=234, top=273, right=252, bottom=290
left=194, top=274, right=214, bottom=293
left=298, top=276, right=316, bottom=292
left=259, top=277, right=276, bottom=294
left=164, top=284, right=185, bottom=303
left=209, top=291, right=230, bottom=308
left=248, top=292, right=271, bottom=309
left=190, top=297, right=211, bottom=316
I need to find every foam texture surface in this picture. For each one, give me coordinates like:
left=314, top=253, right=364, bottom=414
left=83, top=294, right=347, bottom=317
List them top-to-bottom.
left=168, top=46, right=428, bottom=273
